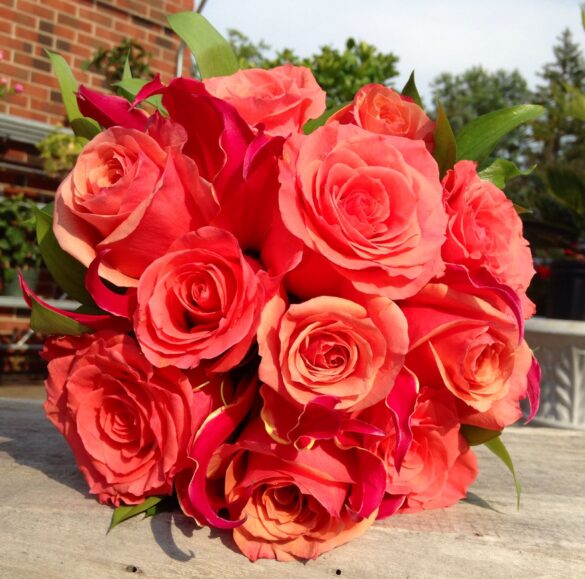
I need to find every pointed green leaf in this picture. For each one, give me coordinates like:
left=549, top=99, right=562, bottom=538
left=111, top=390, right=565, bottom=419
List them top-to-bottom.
left=168, top=12, right=238, bottom=79
left=46, top=50, right=100, bottom=139
left=122, top=53, right=133, bottom=81
left=401, top=71, right=423, bottom=108
left=303, top=102, right=347, bottom=134
left=433, top=102, right=457, bottom=177
left=456, top=105, right=544, bottom=165
left=479, top=158, right=535, bottom=189
left=513, top=203, right=532, bottom=215
left=35, top=204, right=93, bottom=305
left=29, top=296, right=91, bottom=335
left=461, top=425, right=501, bottom=446
left=485, top=435, right=522, bottom=510
left=108, top=496, right=163, bottom=532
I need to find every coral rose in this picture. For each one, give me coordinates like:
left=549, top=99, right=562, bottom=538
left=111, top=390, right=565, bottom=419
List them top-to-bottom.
left=204, top=64, right=326, bottom=136
left=330, top=84, right=435, bottom=150
left=53, top=120, right=217, bottom=287
left=278, top=123, right=447, bottom=300
left=441, top=160, right=535, bottom=318
left=134, top=227, right=270, bottom=371
left=401, top=276, right=533, bottom=414
left=258, top=293, right=408, bottom=441
left=42, top=331, right=207, bottom=506
left=374, top=388, right=478, bottom=513
left=223, top=422, right=382, bottom=561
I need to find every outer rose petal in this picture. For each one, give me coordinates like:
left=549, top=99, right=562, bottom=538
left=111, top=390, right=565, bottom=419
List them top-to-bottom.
left=205, top=64, right=326, bottom=137
left=329, top=84, right=435, bottom=151
left=278, top=123, right=447, bottom=300
left=442, top=160, right=535, bottom=319
left=135, top=227, right=269, bottom=370
left=402, top=279, right=530, bottom=414
left=258, top=293, right=409, bottom=422
left=42, top=332, right=200, bottom=506
left=382, top=389, right=478, bottom=513
left=219, top=421, right=382, bottom=561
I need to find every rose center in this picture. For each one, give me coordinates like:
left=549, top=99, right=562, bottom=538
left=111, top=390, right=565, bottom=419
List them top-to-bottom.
left=336, top=174, right=389, bottom=238
left=302, top=334, right=350, bottom=372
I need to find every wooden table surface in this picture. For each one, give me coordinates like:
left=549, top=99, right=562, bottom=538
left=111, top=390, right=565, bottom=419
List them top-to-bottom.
left=0, top=399, right=584, bottom=579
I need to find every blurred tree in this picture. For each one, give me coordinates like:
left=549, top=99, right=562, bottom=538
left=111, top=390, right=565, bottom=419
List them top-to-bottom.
left=530, top=29, right=585, bottom=168
left=228, top=30, right=399, bottom=108
left=431, top=66, right=532, bottom=160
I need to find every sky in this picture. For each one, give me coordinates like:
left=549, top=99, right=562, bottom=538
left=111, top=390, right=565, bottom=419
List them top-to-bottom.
left=202, top=0, right=584, bottom=99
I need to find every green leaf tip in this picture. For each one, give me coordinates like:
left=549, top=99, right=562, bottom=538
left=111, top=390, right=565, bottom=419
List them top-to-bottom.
left=401, top=71, right=423, bottom=108
left=433, top=101, right=457, bottom=177
left=485, top=435, right=522, bottom=510
left=108, top=496, right=164, bottom=533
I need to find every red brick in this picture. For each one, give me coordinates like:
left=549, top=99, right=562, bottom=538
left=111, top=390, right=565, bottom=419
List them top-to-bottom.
left=15, top=0, right=55, bottom=21
left=78, top=7, right=112, bottom=28
left=57, top=13, right=93, bottom=34
left=0, top=62, right=31, bottom=81
left=8, top=106, right=48, bottom=123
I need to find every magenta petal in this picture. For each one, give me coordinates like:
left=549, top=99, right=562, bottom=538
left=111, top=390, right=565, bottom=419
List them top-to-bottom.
left=133, top=73, right=167, bottom=106
left=77, top=85, right=148, bottom=131
left=86, top=253, right=134, bottom=319
left=446, top=264, right=524, bottom=343
left=19, top=272, right=129, bottom=332
left=524, top=355, right=541, bottom=424
left=386, top=369, right=418, bottom=473
left=185, top=376, right=257, bottom=529
left=287, top=396, right=341, bottom=444
left=347, top=449, right=387, bottom=518
left=376, top=494, right=406, bottom=520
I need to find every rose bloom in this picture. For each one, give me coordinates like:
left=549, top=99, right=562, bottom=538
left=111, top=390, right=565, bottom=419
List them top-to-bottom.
left=204, top=64, right=326, bottom=137
left=330, top=84, right=435, bottom=150
left=53, top=121, right=217, bottom=287
left=278, top=122, right=447, bottom=300
left=442, top=160, right=535, bottom=318
left=135, top=227, right=269, bottom=371
left=401, top=278, right=533, bottom=415
left=258, top=293, right=409, bottom=444
left=42, top=331, right=209, bottom=506
left=373, top=388, right=478, bottom=513
left=222, top=422, right=380, bottom=561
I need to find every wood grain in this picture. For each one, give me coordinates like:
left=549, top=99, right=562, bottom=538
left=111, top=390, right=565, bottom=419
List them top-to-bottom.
left=0, top=399, right=584, bottom=578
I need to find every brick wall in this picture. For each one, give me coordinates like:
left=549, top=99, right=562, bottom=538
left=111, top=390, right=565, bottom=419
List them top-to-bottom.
left=0, top=0, right=194, bottom=126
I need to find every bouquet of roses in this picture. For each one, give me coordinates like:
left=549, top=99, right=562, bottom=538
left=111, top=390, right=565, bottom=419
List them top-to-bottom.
left=23, top=12, right=542, bottom=562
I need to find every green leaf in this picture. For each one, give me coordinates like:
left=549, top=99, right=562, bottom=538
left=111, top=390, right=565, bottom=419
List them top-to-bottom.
left=168, top=12, right=238, bottom=79
left=46, top=51, right=100, bottom=140
left=122, top=53, right=133, bottom=81
left=401, top=71, right=423, bottom=108
left=303, top=102, right=347, bottom=134
left=433, top=102, right=457, bottom=177
left=456, top=104, right=544, bottom=165
left=69, top=118, right=100, bottom=141
left=479, top=158, right=535, bottom=189
left=547, top=166, right=585, bottom=218
left=513, top=203, right=532, bottom=215
left=35, top=204, right=93, bottom=305
left=29, top=296, right=91, bottom=335
left=461, top=425, right=501, bottom=446
left=485, top=435, right=522, bottom=510
left=108, top=496, right=163, bottom=532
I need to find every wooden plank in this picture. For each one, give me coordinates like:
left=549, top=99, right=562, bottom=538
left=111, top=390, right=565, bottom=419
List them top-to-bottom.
left=0, top=399, right=584, bottom=578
